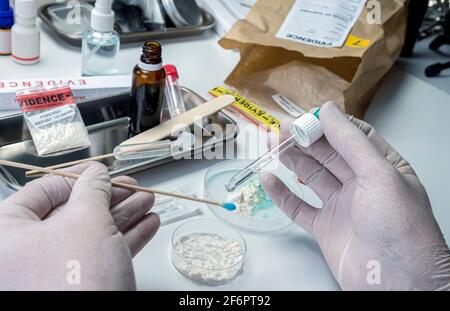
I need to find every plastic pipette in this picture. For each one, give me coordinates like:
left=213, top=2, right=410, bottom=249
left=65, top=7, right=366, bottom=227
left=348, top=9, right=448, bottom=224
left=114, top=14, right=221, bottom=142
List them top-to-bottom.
left=225, top=109, right=323, bottom=192
left=113, top=132, right=196, bottom=161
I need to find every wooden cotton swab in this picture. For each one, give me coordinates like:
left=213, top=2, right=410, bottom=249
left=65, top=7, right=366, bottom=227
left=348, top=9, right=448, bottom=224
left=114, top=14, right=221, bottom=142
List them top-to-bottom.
left=0, top=159, right=236, bottom=211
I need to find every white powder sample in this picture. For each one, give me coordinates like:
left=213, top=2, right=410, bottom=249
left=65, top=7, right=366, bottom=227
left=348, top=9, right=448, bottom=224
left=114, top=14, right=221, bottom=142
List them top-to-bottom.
left=23, top=103, right=91, bottom=156
left=30, top=121, right=91, bottom=156
left=227, top=180, right=273, bottom=215
left=172, top=232, right=244, bottom=284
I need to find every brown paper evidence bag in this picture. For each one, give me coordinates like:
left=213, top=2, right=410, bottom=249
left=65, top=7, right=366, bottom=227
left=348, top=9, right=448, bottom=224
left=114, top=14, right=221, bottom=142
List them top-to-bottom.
left=219, top=0, right=408, bottom=119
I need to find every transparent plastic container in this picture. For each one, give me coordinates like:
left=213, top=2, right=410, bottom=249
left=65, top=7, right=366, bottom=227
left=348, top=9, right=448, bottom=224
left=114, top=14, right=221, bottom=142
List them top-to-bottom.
left=48, top=1, right=92, bottom=35
left=81, top=29, right=120, bottom=76
left=164, top=65, right=186, bottom=118
left=204, top=160, right=299, bottom=233
left=153, top=183, right=201, bottom=225
left=171, top=219, right=246, bottom=285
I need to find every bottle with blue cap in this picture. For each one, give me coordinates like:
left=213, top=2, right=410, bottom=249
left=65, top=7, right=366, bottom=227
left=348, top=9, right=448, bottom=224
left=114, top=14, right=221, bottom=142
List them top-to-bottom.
left=0, top=0, right=14, bottom=56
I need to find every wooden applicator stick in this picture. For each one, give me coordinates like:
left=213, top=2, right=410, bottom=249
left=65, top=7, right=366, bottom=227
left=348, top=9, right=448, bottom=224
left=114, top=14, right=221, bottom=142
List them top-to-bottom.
left=0, top=159, right=235, bottom=210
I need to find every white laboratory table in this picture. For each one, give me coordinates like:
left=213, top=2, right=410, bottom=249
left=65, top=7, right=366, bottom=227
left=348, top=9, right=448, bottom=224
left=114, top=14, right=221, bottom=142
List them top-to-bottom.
left=0, top=26, right=449, bottom=291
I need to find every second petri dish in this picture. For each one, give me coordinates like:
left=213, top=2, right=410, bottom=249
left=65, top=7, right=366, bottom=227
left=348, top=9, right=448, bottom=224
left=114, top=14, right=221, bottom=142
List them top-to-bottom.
left=204, top=160, right=298, bottom=233
left=171, top=219, right=246, bottom=285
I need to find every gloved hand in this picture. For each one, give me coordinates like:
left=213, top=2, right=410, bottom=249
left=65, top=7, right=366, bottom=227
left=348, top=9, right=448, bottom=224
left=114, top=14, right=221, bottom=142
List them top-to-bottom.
left=261, top=102, right=450, bottom=290
left=0, top=162, right=160, bottom=290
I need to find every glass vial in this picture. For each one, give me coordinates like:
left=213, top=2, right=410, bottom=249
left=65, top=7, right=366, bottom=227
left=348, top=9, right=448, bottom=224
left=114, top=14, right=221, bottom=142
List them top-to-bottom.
left=0, top=0, right=14, bottom=56
left=81, top=0, right=119, bottom=76
left=129, top=41, right=166, bottom=137
left=164, top=64, right=186, bottom=118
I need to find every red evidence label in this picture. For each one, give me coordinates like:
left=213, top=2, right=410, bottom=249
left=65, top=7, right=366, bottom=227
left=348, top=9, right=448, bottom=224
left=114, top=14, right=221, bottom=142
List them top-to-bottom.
left=16, top=87, right=75, bottom=113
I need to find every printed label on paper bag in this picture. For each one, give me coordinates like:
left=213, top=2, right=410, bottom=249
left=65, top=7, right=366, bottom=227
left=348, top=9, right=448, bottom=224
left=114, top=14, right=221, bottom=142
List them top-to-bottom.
left=276, top=0, right=366, bottom=48
left=272, top=94, right=306, bottom=118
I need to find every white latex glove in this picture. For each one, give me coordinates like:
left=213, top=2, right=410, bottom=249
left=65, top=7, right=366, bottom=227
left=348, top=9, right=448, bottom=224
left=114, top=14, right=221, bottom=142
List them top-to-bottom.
left=261, top=102, right=450, bottom=290
left=0, top=162, right=160, bottom=291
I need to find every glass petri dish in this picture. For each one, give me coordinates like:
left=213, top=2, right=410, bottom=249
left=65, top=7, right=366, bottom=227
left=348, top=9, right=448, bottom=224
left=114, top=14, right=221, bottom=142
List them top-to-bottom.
left=204, top=160, right=297, bottom=233
left=171, top=219, right=246, bottom=285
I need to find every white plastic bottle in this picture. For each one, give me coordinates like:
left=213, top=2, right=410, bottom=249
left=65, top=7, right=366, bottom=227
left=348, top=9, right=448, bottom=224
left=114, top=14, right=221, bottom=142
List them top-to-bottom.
left=11, top=0, right=40, bottom=65
left=81, top=0, right=120, bottom=76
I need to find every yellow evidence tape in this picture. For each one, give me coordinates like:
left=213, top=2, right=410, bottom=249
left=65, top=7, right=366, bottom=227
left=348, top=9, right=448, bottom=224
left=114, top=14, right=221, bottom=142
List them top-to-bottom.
left=209, top=86, right=281, bottom=133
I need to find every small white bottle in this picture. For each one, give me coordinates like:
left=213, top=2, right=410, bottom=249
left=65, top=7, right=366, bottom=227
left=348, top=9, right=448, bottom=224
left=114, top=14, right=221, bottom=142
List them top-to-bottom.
left=11, top=0, right=40, bottom=65
left=81, top=0, right=120, bottom=76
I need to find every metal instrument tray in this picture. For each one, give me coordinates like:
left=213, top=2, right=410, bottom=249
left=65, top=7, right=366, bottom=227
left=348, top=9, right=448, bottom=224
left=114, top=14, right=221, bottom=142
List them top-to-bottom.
left=38, top=3, right=216, bottom=47
left=0, top=88, right=239, bottom=191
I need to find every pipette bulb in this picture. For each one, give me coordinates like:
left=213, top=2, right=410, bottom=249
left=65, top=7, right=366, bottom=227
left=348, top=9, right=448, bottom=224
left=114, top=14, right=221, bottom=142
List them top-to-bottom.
left=90, top=0, right=115, bottom=32
left=94, top=0, right=112, bottom=13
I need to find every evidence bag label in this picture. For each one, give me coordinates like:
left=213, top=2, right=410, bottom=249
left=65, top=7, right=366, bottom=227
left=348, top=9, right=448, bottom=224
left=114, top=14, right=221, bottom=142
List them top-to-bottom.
left=276, top=0, right=366, bottom=48
left=16, top=87, right=76, bottom=113
left=26, top=105, right=76, bottom=129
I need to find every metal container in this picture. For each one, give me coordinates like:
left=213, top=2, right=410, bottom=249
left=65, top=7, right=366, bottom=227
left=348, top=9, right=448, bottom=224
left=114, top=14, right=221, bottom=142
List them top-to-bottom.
left=161, top=0, right=204, bottom=27
left=38, top=2, right=216, bottom=47
left=0, top=88, right=239, bottom=191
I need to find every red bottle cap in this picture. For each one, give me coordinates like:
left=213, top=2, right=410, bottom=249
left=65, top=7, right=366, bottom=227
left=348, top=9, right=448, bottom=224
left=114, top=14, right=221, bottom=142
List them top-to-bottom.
left=164, top=64, right=179, bottom=80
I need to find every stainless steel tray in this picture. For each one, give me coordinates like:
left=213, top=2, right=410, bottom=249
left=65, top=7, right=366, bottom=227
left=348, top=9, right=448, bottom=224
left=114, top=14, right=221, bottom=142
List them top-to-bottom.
left=38, top=2, right=216, bottom=47
left=0, top=88, right=239, bottom=191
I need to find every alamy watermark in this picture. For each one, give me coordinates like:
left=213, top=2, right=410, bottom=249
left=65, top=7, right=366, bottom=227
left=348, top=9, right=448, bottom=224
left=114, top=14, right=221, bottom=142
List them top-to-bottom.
left=57, top=0, right=82, bottom=25
left=58, top=0, right=383, bottom=26
left=366, top=0, right=382, bottom=25
left=165, top=120, right=278, bottom=163
left=66, top=260, right=81, bottom=286
left=366, top=260, right=382, bottom=285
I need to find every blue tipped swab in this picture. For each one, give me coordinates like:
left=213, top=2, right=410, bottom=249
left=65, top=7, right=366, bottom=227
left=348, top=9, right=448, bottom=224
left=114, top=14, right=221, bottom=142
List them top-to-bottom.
left=0, top=159, right=239, bottom=212
left=222, top=202, right=237, bottom=212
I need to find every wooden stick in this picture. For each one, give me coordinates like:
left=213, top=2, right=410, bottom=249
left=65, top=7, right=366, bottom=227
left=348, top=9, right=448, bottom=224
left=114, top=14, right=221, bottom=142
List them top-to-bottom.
left=122, top=94, right=235, bottom=146
left=26, top=142, right=160, bottom=177
left=26, top=153, right=116, bottom=177
left=0, top=159, right=224, bottom=208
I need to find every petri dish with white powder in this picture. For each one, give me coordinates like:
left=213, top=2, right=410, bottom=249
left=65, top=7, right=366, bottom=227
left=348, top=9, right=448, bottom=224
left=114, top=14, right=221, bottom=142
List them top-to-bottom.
left=204, top=160, right=297, bottom=233
left=171, top=219, right=246, bottom=285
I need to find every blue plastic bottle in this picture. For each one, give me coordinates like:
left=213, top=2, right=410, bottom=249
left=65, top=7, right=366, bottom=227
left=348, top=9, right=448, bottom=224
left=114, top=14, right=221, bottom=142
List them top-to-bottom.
left=0, top=0, right=14, bottom=55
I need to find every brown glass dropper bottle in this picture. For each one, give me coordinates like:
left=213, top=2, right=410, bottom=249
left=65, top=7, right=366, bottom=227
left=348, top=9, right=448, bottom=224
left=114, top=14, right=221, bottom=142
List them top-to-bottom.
left=129, top=41, right=166, bottom=137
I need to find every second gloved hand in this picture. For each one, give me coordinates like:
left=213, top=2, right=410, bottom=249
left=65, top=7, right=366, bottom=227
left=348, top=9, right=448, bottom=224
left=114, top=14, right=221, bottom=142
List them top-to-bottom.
left=261, top=102, right=450, bottom=290
left=0, top=162, right=160, bottom=290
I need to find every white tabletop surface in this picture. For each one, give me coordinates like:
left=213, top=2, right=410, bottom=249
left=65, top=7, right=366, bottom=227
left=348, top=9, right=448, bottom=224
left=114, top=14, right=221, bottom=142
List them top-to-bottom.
left=0, top=24, right=449, bottom=291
